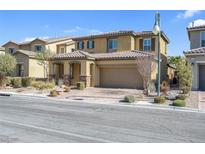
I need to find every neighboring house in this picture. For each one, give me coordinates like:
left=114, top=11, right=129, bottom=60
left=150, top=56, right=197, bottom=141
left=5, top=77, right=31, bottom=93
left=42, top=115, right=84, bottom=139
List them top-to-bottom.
left=184, top=24, right=205, bottom=91
left=50, top=30, right=171, bottom=89
left=2, top=37, right=75, bottom=78
left=0, top=47, right=5, bottom=54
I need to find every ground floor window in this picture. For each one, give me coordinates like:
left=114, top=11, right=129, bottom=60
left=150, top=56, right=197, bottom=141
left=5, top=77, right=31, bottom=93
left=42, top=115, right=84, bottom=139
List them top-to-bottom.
left=16, top=64, right=24, bottom=76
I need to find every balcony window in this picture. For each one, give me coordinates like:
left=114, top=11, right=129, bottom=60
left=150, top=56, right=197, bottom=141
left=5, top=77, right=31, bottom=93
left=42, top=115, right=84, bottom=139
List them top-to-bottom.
left=201, top=32, right=205, bottom=47
left=143, top=38, right=151, bottom=51
left=108, top=39, right=117, bottom=51
left=87, top=40, right=94, bottom=49
left=77, top=41, right=84, bottom=50
left=34, top=45, right=44, bottom=52
left=8, top=48, right=15, bottom=54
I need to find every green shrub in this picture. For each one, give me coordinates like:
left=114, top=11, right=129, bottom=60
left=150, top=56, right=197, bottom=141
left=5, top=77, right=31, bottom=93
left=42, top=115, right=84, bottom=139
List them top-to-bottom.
left=6, top=77, right=12, bottom=86
left=11, top=77, right=22, bottom=88
left=21, top=77, right=35, bottom=87
left=31, top=81, right=55, bottom=90
left=77, top=82, right=85, bottom=90
left=181, top=86, right=191, bottom=94
left=49, top=90, right=59, bottom=97
left=176, top=94, right=187, bottom=100
left=124, top=95, right=136, bottom=103
left=154, top=96, right=166, bottom=104
left=173, top=99, right=185, bottom=107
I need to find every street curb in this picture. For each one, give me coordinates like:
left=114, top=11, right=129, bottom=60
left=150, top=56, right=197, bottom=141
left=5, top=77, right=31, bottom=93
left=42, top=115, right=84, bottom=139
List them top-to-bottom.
left=1, top=91, right=205, bottom=114
left=0, top=92, right=47, bottom=99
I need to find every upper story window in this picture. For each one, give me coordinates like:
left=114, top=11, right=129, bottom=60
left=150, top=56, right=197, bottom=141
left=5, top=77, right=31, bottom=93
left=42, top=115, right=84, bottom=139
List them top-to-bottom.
left=201, top=32, right=205, bottom=47
left=143, top=38, right=151, bottom=51
left=108, top=39, right=117, bottom=51
left=87, top=40, right=94, bottom=49
left=77, top=41, right=84, bottom=50
left=34, top=45, right=44, bottom=52
left=60, top=47, right=65, bottom=53
left=8, top=48, right=15, bottom=54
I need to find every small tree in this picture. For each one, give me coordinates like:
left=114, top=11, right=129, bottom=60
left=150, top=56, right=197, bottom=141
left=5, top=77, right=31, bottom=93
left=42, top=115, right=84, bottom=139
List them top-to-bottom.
left=35, top=49, right=55, bottom=80
left=0, top=54, right=16, bottom=87
left=136, top=54, right=156, bottom=96
left=176, top=58, right=192, bottom=94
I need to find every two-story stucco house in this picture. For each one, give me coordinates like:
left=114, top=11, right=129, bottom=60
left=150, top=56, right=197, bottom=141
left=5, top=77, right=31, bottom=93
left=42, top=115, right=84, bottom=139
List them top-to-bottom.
left=184, top=24, right=205, bottom=91
left=50, top=30, right=170, bottom=89
left=2, top=37, right=75, bottom=79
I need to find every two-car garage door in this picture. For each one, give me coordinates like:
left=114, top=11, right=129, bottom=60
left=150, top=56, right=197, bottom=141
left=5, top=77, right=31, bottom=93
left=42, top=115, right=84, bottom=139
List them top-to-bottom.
left=100, top=66, right=143, bottom=89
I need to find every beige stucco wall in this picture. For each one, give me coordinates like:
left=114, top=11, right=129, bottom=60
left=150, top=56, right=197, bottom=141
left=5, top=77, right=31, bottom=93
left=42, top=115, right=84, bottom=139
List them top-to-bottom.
left=189, top=31, right=201, bottom=49
left=75, top=35, right=135, bottom=53
left=135, top=35, right=167, bottom=56
left=30, top=40, right=46, bottom=52
left=46, top=40, right=74, bottom=54
left=3, top=42, right=19, bottom=53
left=13, top=53, right=29, bottom=77
left=29, top=58, right=48, bottom=78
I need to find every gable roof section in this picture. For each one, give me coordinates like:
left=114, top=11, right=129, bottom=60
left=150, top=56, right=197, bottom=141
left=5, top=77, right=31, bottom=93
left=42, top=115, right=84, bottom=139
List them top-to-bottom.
left=187, top=25, right=205, bottom=40
left=72, top=30, right=169, bottom=43
left=72, top=31, right=136, bottom=40
left=136, top=31, right=170, bottom=43
left=3, top=36, right=72, bottom=46
left=2, top=41, right=19, bottom=47
left=184, top=47, right=205, bottom=56
left=13, top=49, right=37, bottom=58
left=54, top=50, right=154, bottom=60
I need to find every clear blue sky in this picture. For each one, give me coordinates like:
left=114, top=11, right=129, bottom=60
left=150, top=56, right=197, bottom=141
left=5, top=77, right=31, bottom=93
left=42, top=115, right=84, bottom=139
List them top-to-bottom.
left=0, top=10, right=204, bottom=56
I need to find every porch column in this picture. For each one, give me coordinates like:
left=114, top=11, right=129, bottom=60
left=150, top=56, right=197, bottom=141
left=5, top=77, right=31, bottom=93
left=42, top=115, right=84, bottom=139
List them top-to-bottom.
left=80, top=60, right=91, bottom=87
left=49, top=62, right=56, bottom=80
left=192, top=63, right=199, bottom=90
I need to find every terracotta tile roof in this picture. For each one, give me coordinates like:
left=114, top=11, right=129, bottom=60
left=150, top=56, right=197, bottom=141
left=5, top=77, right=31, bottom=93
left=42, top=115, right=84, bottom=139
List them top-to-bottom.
left=187, top=25, right=205, bottom=31
left=72, top=30, right=169, bottom=43
left=72, top=31, right=135, bottom=40
left=11, top=36, right=72, bottom=46
left=184, top=47, right=205, bottom=55
left=13, top=49, right=37, bottom=57
left=54, top=50, right=153, bottom=60
left=54, top=50, right=94, bottom=60
left=93, top=50, right=153, bottom=60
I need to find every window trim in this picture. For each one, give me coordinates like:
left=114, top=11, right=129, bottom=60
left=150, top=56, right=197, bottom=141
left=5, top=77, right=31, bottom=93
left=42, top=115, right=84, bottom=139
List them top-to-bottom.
left=200, top=31, right=205, bottom=47
left=108, top=38, right=118, bottom=51
left=143, top=38, right=151, bottom=51
left=87, top=40, right=94, bottom=49
left=78, top=41, right=84, bottom=50
left=34, top=44, right=44, bottom=52
left=60, top=47, right=65, bottom=53
left=8, top=48, right=15, bottom=54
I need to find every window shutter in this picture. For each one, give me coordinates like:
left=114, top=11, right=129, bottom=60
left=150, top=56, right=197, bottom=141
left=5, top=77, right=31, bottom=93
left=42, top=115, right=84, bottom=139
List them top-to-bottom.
left=151, top=38, right=155, bottom=51
left=139, top=39, right=143, bottom=51
left=87, top=41, right=89, bottom=48
left=92, top=41, right=95, bottom=48
left=77, top=42, right=79, bottom=50
left=82, top=42, right=84, bottom=49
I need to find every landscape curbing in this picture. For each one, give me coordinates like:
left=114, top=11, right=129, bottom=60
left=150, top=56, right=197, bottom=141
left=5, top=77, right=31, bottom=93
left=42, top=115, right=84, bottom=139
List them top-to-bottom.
left=0, top=91, right=204, bottom=113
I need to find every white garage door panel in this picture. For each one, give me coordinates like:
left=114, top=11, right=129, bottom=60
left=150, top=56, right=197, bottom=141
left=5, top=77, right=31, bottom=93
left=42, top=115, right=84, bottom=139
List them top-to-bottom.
left=100, top=67, right=143, bottom=89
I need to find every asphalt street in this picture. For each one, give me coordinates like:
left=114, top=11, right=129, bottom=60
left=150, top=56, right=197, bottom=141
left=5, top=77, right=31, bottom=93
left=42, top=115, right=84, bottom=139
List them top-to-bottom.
left=0, top=95, right=205, bottom=143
